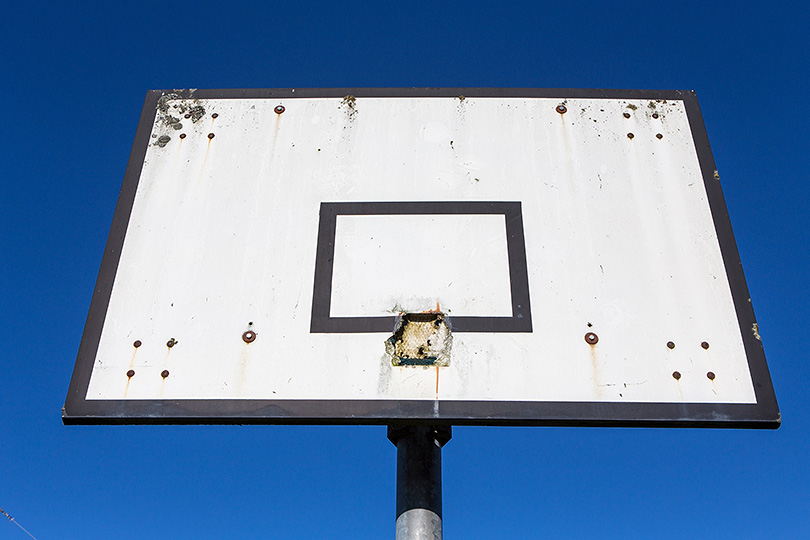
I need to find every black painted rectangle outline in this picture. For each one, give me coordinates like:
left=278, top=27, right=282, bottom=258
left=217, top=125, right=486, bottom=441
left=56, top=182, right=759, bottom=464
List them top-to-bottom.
left=62, top=88, right=779, bottom=428
left=310, top=201, right=532, bottom=333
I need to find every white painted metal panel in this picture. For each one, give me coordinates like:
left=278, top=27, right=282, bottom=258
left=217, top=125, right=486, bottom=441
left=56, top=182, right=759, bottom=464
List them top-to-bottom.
left=64, top=89, right=778, bottom=426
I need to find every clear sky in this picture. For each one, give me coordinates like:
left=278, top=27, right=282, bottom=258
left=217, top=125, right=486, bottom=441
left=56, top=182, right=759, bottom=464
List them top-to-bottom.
left=2, top=1, right=808, bottom=538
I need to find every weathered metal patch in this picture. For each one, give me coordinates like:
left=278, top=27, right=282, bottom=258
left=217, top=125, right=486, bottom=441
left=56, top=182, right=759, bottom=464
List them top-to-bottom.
left=386, top=313, right=452, bottom=367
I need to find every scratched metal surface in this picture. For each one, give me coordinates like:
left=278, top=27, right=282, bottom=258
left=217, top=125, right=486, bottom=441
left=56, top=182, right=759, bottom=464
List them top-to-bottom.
left=63, top=89, right=778, bottom=425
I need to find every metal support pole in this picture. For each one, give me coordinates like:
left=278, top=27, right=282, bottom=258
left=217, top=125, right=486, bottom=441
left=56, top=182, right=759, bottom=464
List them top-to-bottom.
left=388, top=425, right=452, bottom=540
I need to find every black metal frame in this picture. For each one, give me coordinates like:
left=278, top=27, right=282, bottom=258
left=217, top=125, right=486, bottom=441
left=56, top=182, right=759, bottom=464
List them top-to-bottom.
left=62, top=88, right=780, bottom=428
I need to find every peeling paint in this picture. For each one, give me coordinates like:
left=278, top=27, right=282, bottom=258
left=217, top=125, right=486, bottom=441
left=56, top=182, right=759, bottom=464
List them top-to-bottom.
left=157, top=93, right=180, bottom=113
left=154, top=95, right=205, bottom=143
left=341, top=95, right=357, bottom=117
left=188, top=105, right=206, bottom=123
left=164, top=115, right=183, bottom=130
left=385, top=312, right=452, bottom=367
left=752, top=322, right=761, bottom=341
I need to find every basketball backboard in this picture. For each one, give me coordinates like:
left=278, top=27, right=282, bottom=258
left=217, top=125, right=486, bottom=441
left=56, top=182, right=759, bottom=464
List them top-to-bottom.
left=63, top=88, right=779, bottom=427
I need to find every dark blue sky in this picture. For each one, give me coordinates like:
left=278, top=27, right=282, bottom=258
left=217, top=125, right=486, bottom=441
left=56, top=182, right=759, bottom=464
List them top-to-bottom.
left=2, top=1, right=808, bottom=538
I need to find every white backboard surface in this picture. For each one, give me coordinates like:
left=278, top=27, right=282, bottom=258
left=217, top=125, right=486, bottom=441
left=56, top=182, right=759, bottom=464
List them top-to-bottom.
left=64, top=88, right=779, bottom=427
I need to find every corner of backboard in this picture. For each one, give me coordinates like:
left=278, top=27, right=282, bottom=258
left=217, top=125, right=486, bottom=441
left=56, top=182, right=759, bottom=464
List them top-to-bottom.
left=61, top=396, right=85, bottom=425
left=61, top=404, right=75, bottom=426
left=752, top=414, right=781, bottom=430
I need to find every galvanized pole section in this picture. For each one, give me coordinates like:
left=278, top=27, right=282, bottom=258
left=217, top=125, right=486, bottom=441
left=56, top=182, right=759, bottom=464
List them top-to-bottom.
left=388, top=425, right=452, bottom=540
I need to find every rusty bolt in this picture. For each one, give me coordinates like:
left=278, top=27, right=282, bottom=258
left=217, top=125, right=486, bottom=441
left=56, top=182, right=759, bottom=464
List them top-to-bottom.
left=556, top=104, right=567, bottom=114
left=275, top=105, right=286, bottom=114
left=623, top=112, right=631, bottom=119
left=652, top=112, right=659, bottom=119
left=212, top=113, right=219, bottom=118
left=179, top=133, right=186, bottom=139
left=207, top=133, right=215, bottom=139
left=627, top=133, right=635, bottom=139
left=656, top=133, right=663, bottom=140
left=242, top=330, right=256, bottom=343
left=585, top=332, right=599, bottom=345
left=166, top=338, right=177, bottom=348
left=133, top=340, right=142, bottom=348
left=667, top=341, right=675, bottom=349
left=701, top=341, right=710, bottom=350
left=127, top=369, right=135, bottom=378
left=161, top=370, right=170, bottom=379
left=672, top=371, right=681, bottom=380
left=707, top=371, right=716, bottom=380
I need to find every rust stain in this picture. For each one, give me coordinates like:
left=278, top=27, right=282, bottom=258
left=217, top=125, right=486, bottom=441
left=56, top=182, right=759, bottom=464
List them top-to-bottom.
left=124, top=341, right=141, bottom=397
left=589, top=345, right=602, bottom=397
left=159, top=346, right=173, bottom=398
left=127, top=347, right=138, bottom=377
left=435, top=365, right=440, bottom=397
left=123, top=367, right=135, bottom=398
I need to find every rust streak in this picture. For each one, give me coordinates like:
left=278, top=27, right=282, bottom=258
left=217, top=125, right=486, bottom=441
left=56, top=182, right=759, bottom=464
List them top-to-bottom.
left=589, top=345, right=603, bottom=398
